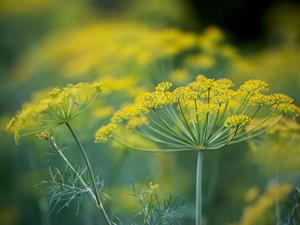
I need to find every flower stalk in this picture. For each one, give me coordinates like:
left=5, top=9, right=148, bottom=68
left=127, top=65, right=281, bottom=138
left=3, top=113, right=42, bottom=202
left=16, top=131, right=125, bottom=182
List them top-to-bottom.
left=66, top=122, right=113, bottom=225
left=196, top=151, right=203, bottom=225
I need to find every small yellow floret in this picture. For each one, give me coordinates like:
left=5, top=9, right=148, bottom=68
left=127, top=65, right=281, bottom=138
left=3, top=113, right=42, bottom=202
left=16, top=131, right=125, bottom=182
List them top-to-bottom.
left=189, top=74, right=215, bottom=92
left=239, top=79, right=268, bottom=93
left=155, top=81, right=173, bottom=92
left=173, top=87, right=196, bottom=100
left=135, top=92, right=155, bottom=109
left=269, top=93, right=294, bottom=105
left=274, top=103, right=300, bottom=116
left=111, top=104, right=141, bottom=123
left=224, top=115, right=251, bottom=127
left=95, top=123, right=119, bottom=143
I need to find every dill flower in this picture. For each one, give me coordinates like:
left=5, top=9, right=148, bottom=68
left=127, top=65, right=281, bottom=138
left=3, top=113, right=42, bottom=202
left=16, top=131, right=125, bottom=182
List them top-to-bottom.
left=95, top=74, right=299, bottom=225
left=95, top=75, right=298, bottom=150
left=239, top=79, right=269, bottom=93
left=155, top=81, right=173, bottom=92
left=5, top=82, right=102, bottom=143
left=224, top=115, right=251, bottom=127
left=95, top=123, right=119, bottom=143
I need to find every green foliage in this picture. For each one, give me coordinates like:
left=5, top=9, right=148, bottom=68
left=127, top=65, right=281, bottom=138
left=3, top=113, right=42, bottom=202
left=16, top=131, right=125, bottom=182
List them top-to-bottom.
left=131, top=183, right=187, bottom=225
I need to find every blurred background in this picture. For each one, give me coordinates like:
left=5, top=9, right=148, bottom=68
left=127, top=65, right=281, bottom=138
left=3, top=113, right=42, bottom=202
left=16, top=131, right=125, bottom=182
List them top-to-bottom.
left=0, top=0, right=300, bottom=225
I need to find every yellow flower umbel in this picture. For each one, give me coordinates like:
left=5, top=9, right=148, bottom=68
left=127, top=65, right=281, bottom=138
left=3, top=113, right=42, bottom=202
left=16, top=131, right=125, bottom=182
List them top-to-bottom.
left=95, top=74, right=299, bottom=225
left=95, top=75, right=298, bottom=150
left=5, top=82, right=102, bottom=143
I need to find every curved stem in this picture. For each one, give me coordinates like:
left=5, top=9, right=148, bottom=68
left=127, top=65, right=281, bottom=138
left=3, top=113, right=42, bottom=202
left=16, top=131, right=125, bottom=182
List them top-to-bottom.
left=66, top=122, right=113, bottom=225
left=56, top=147, right=94, bottom=197
left=196, top=152, right=203, bottom=225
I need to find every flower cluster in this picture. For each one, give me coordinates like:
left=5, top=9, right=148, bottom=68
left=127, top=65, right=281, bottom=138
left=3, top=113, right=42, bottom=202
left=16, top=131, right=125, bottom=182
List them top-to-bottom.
left=95, top=75, right=299, bottom=152
left=5, top=82, right=102, bottom=143
left=224, top=115, right=251, bottom=127
left=95, top=123, right=119, bottom=143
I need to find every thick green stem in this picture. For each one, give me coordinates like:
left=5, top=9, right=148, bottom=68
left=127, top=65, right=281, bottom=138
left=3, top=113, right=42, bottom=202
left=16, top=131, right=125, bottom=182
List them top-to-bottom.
left=66, top=122, right=113, bottom=225
left=196, top=151, right=203, bottom=225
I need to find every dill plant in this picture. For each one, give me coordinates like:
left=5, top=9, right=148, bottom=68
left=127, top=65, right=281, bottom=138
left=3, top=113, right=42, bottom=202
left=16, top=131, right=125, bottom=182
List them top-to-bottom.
left=95, top=74, right=299, bottom=225
left=5, top=82, right=113, bottom=225
left=131, top=182, right=187, bottom=225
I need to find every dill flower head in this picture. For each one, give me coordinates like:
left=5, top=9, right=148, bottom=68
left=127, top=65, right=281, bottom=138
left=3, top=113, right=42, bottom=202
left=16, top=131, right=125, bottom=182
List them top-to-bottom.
left=95, top=75, right=299, bottom=152
left=5, top=82, right=102, bottom=143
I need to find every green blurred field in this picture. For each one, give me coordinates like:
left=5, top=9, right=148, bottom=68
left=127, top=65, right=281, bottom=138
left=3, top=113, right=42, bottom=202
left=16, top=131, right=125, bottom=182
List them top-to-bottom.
left=0, top=1, right=299, bottom=225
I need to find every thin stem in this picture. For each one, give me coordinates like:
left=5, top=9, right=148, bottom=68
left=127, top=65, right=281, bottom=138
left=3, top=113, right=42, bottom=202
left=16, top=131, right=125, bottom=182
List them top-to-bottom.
left=202, top=88, right=211, bottom=143
left=194, top=99, right=201, bottom=141
left=178, top=100, right=198, bottom=144
left=205, top=104, right=221, bottom=142
left=163, top=106, right=196, bottom=143
left=150, top=109, right=186, bottom=143
left=141, top=119, right=193, bottom=147
left=65, top=122, right=113, bottom=225
left=57, top=147, right=93, bottom=195
left=196, top=151, right=203, bottom=225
